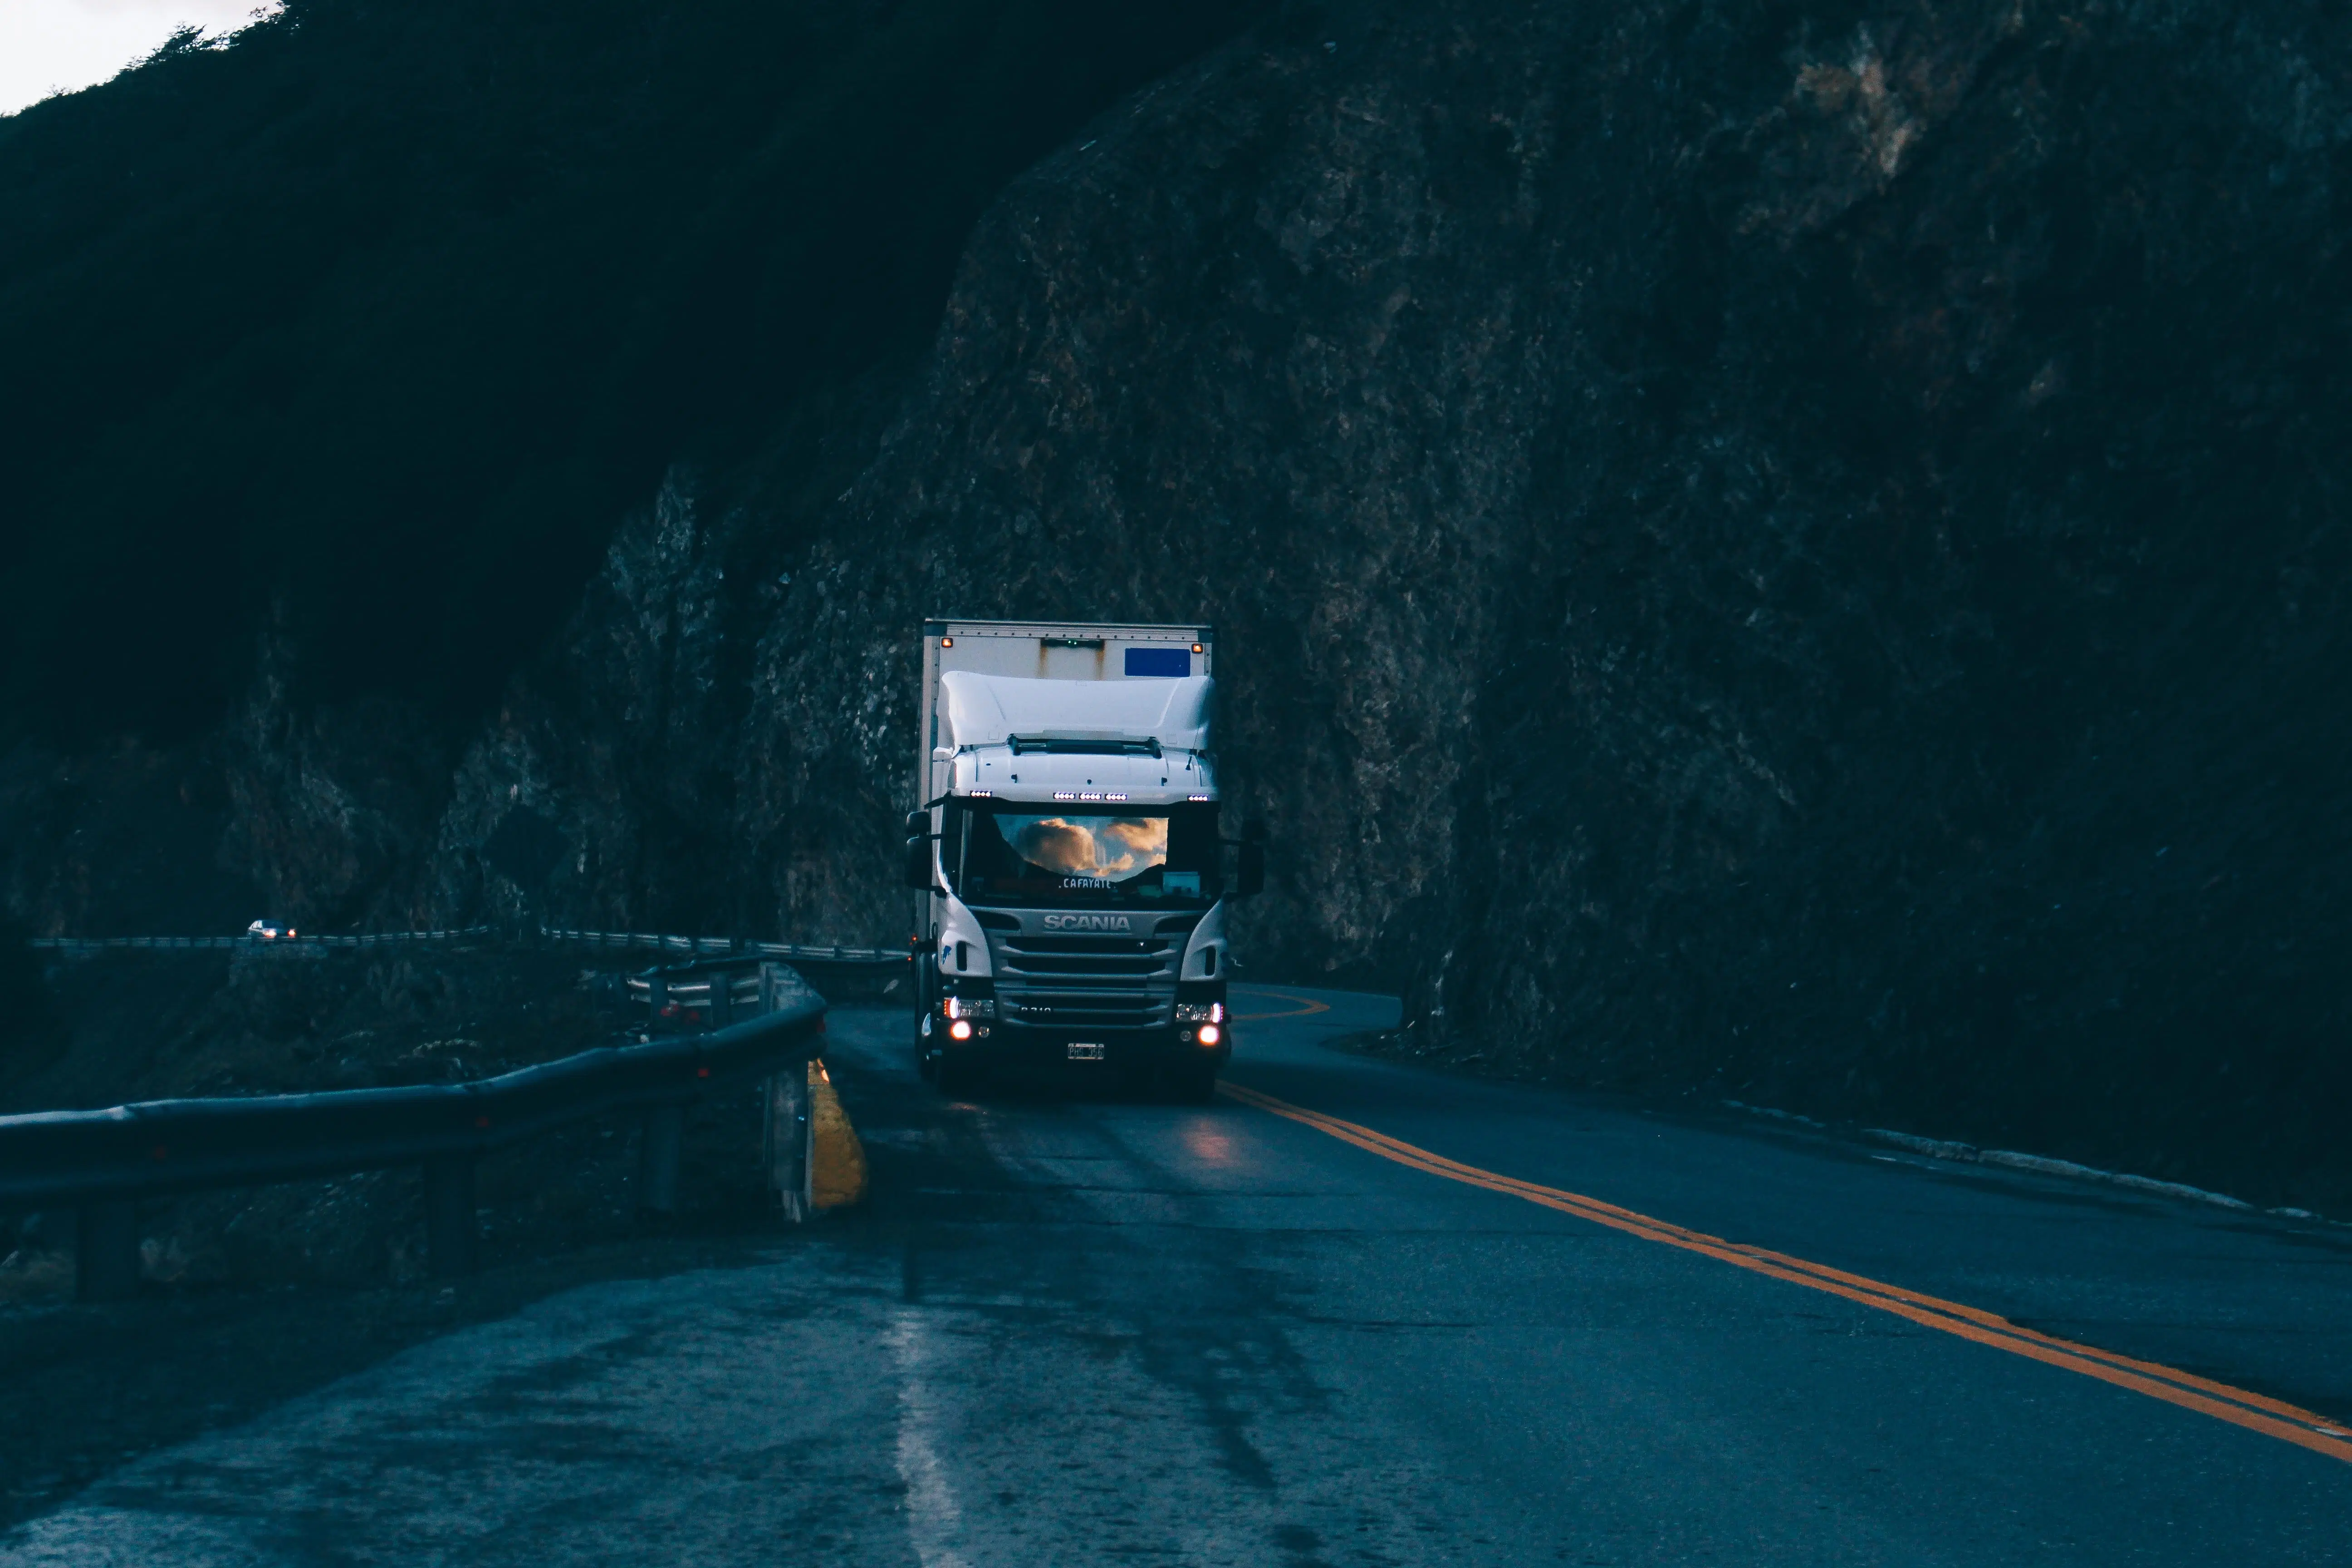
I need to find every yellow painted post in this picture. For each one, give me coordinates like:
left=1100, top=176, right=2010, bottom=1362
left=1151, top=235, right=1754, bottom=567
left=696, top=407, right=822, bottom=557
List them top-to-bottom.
left=808, top=1062, right=867, bottom=1210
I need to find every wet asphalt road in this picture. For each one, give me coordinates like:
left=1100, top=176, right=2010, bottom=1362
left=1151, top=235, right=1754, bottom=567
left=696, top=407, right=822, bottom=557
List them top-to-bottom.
left=7, top=985, right=2352, bottom=1565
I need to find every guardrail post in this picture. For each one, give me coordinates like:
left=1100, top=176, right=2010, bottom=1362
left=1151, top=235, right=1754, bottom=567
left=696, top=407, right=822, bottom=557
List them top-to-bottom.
left=766, top=1068, right=812, bottom=1222
left=639, top=1103, right=683, bottom=1214
left=425, top=1158, right=478, bottom=1277
left=75, top=1199, right=140, bottom=1303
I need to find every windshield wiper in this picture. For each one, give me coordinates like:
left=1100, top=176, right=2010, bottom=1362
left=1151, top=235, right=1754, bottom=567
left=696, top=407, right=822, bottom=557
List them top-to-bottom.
left=1007, top=735, right=1163, bottom=759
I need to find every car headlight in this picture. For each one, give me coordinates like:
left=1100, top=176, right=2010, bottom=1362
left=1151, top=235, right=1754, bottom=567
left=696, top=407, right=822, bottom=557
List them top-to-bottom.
left=1175, top=1002, right=1225, bottom=1024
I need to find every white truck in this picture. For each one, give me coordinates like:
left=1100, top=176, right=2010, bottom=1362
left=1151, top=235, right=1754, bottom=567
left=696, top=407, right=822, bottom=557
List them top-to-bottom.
left=904, top=619, right=1264, bottom=1099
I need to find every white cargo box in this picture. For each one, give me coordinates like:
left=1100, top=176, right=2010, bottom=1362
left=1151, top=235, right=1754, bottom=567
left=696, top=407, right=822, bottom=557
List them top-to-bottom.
left=916, top=620, right=1213, bottom=805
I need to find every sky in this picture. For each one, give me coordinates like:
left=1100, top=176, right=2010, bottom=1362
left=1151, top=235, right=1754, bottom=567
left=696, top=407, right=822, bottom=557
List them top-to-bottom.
left=2, top=0, right=279, bottom=118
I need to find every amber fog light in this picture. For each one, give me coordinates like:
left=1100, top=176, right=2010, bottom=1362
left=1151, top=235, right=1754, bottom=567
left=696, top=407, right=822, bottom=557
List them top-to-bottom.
left=948, top=1019, right=974, bottom=1041
left=1197, top=1024, right=1222, bottom=1046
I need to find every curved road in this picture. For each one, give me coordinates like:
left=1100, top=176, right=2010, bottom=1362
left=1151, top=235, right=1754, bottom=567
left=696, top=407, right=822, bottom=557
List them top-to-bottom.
left=7, top=986, right=2352, bottom=1564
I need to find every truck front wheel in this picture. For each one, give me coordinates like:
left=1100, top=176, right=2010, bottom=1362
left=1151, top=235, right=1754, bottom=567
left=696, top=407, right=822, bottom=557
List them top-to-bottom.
left=936, top=1051, right=984, bottom=1099
left=1166, top=1062, right=1219, bottom=1104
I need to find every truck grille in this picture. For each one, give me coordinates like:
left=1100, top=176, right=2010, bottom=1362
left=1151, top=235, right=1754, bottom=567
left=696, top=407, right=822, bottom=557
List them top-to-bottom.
left=990, top=931, right=1181, bottom=1029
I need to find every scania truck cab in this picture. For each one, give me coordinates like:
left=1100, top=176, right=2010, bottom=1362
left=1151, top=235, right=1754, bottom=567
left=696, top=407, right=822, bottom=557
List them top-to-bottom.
left=904, top=620, right=1263, bottom=1099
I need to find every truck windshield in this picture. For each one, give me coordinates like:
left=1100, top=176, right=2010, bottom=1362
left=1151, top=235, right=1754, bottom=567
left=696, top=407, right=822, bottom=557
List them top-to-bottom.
left=945, top=802, right=1221, bottom=907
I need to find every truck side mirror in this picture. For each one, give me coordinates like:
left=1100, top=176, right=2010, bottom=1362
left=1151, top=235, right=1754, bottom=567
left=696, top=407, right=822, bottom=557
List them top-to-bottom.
left=904, top=809, right=930, bottom=836
left=904, top=836, right=935, bottom=890
left=1235, top=840, right=1265, bottom=899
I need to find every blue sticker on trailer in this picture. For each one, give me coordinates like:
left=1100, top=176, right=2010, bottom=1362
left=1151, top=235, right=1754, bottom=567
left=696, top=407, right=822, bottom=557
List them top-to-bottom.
left=1124, top=647, right=1191, bottom=677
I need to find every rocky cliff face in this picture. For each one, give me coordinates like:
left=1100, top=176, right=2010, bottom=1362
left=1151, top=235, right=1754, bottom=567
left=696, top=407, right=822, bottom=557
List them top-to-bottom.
left=10, top=0, right=2351, bottom=1201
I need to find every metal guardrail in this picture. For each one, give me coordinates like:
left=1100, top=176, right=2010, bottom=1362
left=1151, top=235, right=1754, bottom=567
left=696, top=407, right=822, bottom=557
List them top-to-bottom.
left=26, top=927, right=903, bottom=965
left=27, top=928, right=495, bottom=954
left=542, top=929, right=903, bottom=965
left=619, top=954, right=838, bottom=1227
left=0, top=962, right=828, bottom=1303
left=627, top=968, right=765, bottom=1018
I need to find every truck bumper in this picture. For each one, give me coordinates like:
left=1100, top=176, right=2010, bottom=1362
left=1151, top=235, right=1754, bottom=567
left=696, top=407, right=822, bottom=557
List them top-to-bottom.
left=935, top=1021, right=1230, bottom=1077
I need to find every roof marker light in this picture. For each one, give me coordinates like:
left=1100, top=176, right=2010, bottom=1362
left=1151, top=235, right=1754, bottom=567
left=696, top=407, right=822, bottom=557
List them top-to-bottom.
left=941, top=637, right=953, bottom=647
left=1192, top=643, right=1204, bottom=654
left=968, top=789, right=993, bottom=798
left=1054, top=791, right=1078, bottom=801
left=1103, top=793, right=1127, bottom=802
left=1188, top=794, right=1212, bottom=802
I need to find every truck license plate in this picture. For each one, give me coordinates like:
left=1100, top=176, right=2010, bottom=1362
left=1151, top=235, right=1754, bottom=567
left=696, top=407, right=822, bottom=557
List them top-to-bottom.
left=1066, top=1042, right=1105, bottom=1061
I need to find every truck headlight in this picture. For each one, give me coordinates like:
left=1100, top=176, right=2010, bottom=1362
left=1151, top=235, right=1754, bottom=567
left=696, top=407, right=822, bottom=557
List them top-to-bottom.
left=944, top=997, right=995, bottom=1021
left=1174, top=1002, right=1225, bottom=1024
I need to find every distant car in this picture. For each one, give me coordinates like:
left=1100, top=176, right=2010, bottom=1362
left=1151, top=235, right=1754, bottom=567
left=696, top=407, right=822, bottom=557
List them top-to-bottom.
left=245, top=919, right=298, bottom=939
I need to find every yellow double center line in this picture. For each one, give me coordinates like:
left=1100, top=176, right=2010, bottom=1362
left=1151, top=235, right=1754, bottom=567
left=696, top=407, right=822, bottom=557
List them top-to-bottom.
left=1229, top=987, right=1331, bottom=1022
left=1217, top=1079, right=2352, bottom=1464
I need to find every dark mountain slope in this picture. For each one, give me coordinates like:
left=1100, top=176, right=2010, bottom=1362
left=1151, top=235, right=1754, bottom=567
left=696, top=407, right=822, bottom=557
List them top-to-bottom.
left=0, top=0, right=1265, bottom=740
left=707, top=0, right=2350, bottom=1201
